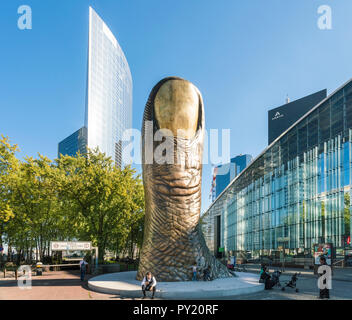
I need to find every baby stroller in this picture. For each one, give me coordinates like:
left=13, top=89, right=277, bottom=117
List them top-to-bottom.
left=260, top=270, right=281, bottom=289
left=271, top=270, right=282, bottom=288
left=281, top=272, right=300, bottom=292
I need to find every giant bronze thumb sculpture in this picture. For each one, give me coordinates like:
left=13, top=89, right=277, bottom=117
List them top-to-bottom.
left=137, top=77, right=233, bottom=282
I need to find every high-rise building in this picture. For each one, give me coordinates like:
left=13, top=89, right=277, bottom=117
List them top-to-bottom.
left=58, top=7, right=132, bottom=166
left=85, top=7, right=132, bottom=165
left=203, top=79, right=352, bottom=258
left=268, top=89, right=327, bottom=145
left=58, top=127, right=87, bottom=158
left=211, top=154, right=252, bottom=201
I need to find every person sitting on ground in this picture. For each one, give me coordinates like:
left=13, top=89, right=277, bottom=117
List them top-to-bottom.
left=260, top=263, right=266, bottom=271
left=259, top=264, right=266, bottom=283
left=259, top=265, right=267, bottom=282
left=260, top=266, right=275, bottom=290
left=141, top=271, right=157, bottom=299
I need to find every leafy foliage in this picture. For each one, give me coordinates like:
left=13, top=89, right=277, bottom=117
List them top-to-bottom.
left=0, top=136, right=144, bottom=264
left=0, top=136, right=18, bottom=224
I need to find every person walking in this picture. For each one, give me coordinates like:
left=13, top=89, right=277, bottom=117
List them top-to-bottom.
left=79, top=258, right=88, bottom=281
left=192, top=262, right=198, bottom=281
left=141, top=271, right=157, bottom=299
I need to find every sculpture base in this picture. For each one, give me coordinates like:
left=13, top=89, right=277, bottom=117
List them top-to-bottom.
left=88, top=271, right=263, bottom=299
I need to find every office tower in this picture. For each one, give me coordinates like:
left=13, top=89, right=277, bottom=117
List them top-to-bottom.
left=58, top=7, right=132, bottom=167
left=85, top=7, right=132, bottom=165
left=268, top=89, right=327, bottom=145
left=58, top=127, right=87, bottom=158
left=211, top=154, right=253, bottom=201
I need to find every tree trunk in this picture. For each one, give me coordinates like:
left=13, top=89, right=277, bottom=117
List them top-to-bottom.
left=130, top=232, right=134, bottom=259
left=97, top=235, right=105, bottom=264
left=40, top=236, right=44, bottom=261
left=35, top=242, right=38, bottom=262
left=8, top=245, right=12, bottom=262
left=29, top=245, right=33, bottom=264
left=26, top=246, right=29, bottom=264
left=98, top=246, right=104, bottom=264
left=16, top=248, right=22, bottom=265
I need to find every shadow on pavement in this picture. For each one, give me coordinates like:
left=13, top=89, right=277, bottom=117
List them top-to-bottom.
left=0, top=270, right=93, bottom=290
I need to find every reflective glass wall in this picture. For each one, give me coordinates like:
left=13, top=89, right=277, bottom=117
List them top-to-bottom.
left=85, top=7, right=132, bottom=166
left=203, top=80, right=352, bottom=255
left=58, top=127, right=87, bottom=158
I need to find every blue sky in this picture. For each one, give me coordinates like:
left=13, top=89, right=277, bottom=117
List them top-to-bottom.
left=1, top=0, right=352, bottom=213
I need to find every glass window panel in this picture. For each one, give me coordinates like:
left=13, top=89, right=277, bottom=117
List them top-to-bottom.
left=319, top=101, right=331, bottom=143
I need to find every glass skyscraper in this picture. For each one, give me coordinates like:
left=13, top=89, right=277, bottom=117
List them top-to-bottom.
left=58, top=7, right=132, bottom=166
left=85, top=7, right=132, bottom=165
left=203, top=79, right=352, bottom=258
left=58, top=127, right=87, bottom=158
left=212, top=154, right=253, bottom=201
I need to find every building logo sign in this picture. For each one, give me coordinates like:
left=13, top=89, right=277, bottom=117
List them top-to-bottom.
left=272, top=112, right=284, bottom=121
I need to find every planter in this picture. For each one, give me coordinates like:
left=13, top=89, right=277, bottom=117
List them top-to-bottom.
left=98, top=263, right=121, bottom=274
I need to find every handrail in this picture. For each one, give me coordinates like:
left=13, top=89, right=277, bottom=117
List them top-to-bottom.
left=332, top=259, right=345, bottom=267
left=41, top=263, right=80, bottom=267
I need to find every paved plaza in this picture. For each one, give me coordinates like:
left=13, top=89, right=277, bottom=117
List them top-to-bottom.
left=230, top=265, right=352, bottom=300
left=0, top=266, right=351, bottom=300
left=0, top=270, right=118, bottom=300
left=88, top=271, right=263, bottom=299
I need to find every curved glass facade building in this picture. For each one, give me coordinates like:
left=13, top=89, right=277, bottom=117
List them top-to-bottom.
left=85, top=7, right=132, bottom=166
left=203, top=79, right=352, bottom=257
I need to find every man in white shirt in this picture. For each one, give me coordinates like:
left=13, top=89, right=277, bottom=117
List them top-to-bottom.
left=141, top=271, right=157, bottom=299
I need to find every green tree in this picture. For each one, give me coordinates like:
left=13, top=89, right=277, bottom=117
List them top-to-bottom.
left=1, top=135, right=145, bottom=265
left=0, top=136, right=19, bottom=264
left=0, top=136, right=18, bottom=223
left=56, top=149, right=144, bottom=263
left=5, top=154, right=69, bottom=262
left=113, top=184, right=144, bottom=259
